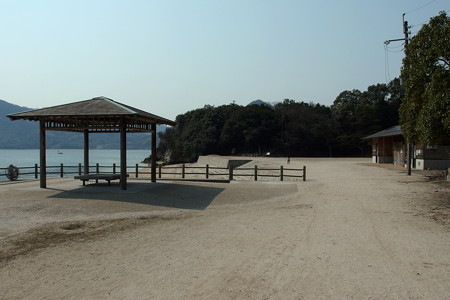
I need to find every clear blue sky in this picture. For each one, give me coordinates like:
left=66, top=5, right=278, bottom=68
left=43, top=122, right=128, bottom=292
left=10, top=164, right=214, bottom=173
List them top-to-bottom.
left=1, top=0, right=449, bottom=120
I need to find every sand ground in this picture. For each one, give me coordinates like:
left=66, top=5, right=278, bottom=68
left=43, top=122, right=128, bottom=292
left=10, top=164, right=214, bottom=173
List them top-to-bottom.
left=0, top=157, right=449, bottom=299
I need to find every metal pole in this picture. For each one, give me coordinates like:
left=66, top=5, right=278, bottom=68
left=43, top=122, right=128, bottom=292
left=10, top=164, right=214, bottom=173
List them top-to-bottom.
left=403, top=14, right=412, bottom=176
left=385, top=15, right=411, bottom=176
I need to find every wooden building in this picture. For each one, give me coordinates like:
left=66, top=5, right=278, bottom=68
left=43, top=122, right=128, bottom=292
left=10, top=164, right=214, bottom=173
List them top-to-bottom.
left=7, top=96, right=176, bottom=189
left=365, top=125, right=450, bottom=170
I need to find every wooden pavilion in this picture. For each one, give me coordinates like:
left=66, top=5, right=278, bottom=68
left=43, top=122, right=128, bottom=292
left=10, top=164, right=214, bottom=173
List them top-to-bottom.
left=7, top=96, right=176, bottom=189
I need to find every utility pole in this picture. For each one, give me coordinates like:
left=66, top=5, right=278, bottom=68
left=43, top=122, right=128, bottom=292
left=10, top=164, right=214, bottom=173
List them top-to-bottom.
left=385, top=14, right=412, bottom=175
left=403, top=14, right=413, bottom=176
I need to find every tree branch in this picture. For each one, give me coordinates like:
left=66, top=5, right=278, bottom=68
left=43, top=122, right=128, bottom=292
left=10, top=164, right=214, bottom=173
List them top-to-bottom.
left=437, top=57, right=450, bottom=69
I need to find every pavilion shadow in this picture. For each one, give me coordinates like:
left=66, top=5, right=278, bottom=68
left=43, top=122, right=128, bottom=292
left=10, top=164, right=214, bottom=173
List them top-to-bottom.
left=48, top=182, right=224, bottom=210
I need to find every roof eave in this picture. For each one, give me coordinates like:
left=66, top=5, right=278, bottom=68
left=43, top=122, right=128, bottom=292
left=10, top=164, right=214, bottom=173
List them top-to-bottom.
left=7, top=113, right=176, bottom=127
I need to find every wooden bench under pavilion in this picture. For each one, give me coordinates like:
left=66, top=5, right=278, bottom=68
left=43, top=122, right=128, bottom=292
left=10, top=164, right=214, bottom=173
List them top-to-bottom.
left=7, top=96, right=176, bottom=190
left=74, top=174, right=129, bottom=186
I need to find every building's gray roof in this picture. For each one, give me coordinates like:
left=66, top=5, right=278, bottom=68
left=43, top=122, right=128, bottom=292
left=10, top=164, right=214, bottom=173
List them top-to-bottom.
left=364, top=125, right=402, bottom=139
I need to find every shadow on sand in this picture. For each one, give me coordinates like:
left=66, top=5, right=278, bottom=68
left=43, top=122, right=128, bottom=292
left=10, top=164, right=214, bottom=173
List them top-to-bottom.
left=49, top=181, right=224, bottom=210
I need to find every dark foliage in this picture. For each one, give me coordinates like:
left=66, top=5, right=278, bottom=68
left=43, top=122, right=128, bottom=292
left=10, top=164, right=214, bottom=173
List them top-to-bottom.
left=400, top=12, right=450, bottom=144
left=158, top=79, right=403, bottom=162
left=331, top=79, right=403, bottom=156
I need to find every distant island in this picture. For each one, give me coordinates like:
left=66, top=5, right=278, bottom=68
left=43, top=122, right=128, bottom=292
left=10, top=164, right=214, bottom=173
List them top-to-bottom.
left=155, top=79, right=404, bottom=163
left=0, top=99, right=165, bottom=149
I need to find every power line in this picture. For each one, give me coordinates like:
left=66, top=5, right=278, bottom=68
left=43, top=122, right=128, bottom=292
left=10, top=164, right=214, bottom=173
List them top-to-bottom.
left=404, top=0, right=437, bottom=15
left=408, top=5, right=450, bottom=31
left=410, top=22, right=427, bottom=29
left=383, top=41, right=405, bottom=83
left=386, top=43, right=405, bottom=49
left=386, top=47, right=405, bottom=53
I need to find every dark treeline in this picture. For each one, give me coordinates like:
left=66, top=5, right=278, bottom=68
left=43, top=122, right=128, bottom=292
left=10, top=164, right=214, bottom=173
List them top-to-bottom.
left=158, top=78, right=403, bottom=162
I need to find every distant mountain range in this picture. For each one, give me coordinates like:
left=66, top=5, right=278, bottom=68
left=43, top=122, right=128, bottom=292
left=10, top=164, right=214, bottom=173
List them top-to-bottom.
left=0, top=99, right=166, bottom=149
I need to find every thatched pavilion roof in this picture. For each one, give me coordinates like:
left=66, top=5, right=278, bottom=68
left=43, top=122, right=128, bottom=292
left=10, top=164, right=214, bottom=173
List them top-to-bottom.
left=7, top=96, right=176, bottom=132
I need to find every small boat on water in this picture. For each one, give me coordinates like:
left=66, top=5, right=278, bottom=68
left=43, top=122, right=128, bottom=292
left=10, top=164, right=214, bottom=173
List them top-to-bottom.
left=57, top=150, right=63, bottom=154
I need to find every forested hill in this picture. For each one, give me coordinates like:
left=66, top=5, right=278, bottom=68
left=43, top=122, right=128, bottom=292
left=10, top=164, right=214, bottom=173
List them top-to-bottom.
left=157, top=79, right=403, bottom=162
left=0, top=100, right=164, bottom=149
left=0, top=100, right=40, bottom=149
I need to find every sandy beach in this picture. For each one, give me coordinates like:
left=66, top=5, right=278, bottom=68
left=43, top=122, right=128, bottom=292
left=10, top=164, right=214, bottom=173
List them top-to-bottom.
left=0, top=157, right=449, bottom=299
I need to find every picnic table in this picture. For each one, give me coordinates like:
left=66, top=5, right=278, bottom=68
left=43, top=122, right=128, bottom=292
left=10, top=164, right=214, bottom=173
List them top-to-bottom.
left=74, top=174, right=129, bottom=186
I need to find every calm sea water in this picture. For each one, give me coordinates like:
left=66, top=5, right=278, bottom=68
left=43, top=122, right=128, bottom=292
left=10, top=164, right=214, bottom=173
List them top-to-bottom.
left=0, top=149, right=152, bottom=179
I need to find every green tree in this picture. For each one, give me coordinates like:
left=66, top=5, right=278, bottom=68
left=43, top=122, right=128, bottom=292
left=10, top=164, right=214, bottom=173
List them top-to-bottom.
left=400, top=11, right=450, bottom=144
left=158, top=78, right=403, bottom=162
left=331, top=79, right=403, bottom=156
left=273, top=100, right=334, bottom=157
left=157, top=103, right=242, bottom=162
left=220, top=104, right=278, bottom=155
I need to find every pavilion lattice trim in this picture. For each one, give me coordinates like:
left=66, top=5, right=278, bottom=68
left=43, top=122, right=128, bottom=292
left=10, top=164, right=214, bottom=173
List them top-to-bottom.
left=43, top=117, right=155, bottom=133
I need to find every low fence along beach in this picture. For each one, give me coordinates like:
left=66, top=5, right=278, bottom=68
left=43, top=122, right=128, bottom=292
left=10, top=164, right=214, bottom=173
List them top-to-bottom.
left=0, top=162, right=306, bottom=182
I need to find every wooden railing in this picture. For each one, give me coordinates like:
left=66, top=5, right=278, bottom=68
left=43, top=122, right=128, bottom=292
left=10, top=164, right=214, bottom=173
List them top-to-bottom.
left=0, top=163, right=306, bottom=182
left=155, top=164, right=306, bottom=181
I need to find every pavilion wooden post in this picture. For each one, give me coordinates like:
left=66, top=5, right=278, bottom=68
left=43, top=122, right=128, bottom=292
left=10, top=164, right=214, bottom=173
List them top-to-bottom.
left=7, top=97, right=176, bottom=190
left=120, top=119, right=127, bottom=190
left=39, top=120, right=47, bottom=188
left=151, top=123, right=157, bottom=182
left=84, top=130, right=89, bottom=175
